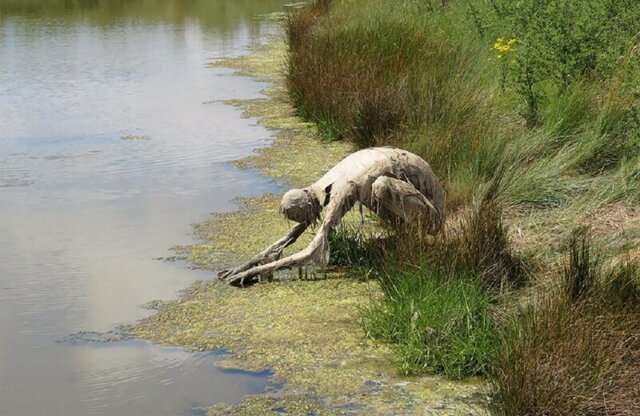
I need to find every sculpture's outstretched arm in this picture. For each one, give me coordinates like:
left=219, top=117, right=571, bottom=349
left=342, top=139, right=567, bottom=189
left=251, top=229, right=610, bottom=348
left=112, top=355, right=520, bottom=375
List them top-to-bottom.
left=221, top=182, right=356, bottom=287
left=218, top=222, right=309, bottom=280
left=221, top=223, right=331, bottom=287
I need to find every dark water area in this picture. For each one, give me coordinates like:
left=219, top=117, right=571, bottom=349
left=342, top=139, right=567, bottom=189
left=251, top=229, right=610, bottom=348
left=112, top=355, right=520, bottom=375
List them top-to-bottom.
left=0, top=1, right=285, bottom=414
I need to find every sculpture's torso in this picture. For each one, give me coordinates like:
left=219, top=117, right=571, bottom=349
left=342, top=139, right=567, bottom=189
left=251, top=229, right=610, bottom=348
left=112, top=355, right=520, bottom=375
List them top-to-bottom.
left=310, top=147, right=445, bottom=217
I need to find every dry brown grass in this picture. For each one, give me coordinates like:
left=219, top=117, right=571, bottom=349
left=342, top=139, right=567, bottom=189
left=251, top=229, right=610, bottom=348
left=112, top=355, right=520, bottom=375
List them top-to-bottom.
left=287, top=14, right=412, bottom=145
left=387, top=202, right=528, bottom=292
left=490, top=237, right=640, bottom=416
left=494, top=300, right=640, bottom=416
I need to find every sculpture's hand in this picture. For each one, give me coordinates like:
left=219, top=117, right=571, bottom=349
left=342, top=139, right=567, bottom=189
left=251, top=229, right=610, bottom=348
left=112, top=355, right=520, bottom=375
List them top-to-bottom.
left=222, top=182, right=356, bottom=287
left=217, top=222, right=308, bottom=281
left=221, top=226, right=330, bottom=287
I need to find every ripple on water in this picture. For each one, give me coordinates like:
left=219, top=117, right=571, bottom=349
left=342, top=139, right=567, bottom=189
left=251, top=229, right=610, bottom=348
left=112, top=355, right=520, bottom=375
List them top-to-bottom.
left=0, top=168, right=35, bottom=187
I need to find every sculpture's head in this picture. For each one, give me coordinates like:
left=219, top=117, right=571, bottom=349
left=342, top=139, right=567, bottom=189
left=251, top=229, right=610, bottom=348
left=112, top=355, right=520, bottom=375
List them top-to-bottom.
left=280, top=188, right=320, bottom=225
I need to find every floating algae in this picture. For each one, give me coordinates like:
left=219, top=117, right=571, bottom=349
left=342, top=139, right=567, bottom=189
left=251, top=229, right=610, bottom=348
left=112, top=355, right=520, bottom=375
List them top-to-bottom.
left=134, top=32, right=488, bottom=414
left=120, top=134, right=151, bottom=141
left=208, top=394, right=340, bottom=416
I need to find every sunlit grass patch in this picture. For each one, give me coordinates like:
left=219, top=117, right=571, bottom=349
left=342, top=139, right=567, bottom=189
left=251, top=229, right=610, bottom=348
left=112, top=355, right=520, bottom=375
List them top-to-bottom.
left=363, top=268, right=498, bottom=379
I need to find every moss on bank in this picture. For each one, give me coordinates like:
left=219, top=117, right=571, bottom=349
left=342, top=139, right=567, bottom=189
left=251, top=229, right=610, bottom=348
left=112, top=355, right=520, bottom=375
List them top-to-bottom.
left=134, top=33, right=487, bottom=415
left=136, top=276, right=485, bottom=414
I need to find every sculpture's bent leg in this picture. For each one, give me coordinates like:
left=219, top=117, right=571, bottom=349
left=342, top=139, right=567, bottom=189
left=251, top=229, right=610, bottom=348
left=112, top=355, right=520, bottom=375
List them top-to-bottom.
left=371, top=176, right=442, bottom=233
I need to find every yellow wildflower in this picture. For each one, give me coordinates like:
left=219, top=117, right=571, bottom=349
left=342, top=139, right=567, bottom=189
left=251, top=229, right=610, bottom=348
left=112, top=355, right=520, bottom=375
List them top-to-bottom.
left=492, top=38, right=517, bottom=58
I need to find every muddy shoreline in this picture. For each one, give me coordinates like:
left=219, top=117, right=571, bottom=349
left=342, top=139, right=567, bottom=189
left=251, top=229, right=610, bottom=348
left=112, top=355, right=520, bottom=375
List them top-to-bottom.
left=133, top=35, right=487, bottom=415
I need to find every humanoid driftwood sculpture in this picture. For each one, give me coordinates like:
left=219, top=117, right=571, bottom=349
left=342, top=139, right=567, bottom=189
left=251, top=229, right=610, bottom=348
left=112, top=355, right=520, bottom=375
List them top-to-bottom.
left=219, top=147, right=445, bottom=286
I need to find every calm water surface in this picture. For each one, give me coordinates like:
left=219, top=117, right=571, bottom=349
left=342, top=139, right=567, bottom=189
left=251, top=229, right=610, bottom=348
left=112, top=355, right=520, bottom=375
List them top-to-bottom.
left=0, top=1, right=285, bottom=414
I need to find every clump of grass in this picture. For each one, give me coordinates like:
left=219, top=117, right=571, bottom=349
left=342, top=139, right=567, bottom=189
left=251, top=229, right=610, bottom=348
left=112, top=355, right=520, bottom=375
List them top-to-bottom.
left=285, top=0, right=330, bottom=51
left=361, top=203, right=526, bottom=378
left=392, top=203, right=527, bottom=291
left=457, top=203, right=528, bottom=290
left=328, top=223, right=383, bottom=274
left=564, top=231, right=595, bottom=302
left=490, top=236, right=640, bottom=416
left=608, top=262, right=640, bottom=304
left=362, top=267, right=497, bottom=379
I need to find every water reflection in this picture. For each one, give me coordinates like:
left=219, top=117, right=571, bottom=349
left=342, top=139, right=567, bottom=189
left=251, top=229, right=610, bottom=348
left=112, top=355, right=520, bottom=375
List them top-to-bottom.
left=0, top=0, right=284, bottom=33
left=0, top=1, right=284, bottom=415
left=2, top=340, right=274, bottom=416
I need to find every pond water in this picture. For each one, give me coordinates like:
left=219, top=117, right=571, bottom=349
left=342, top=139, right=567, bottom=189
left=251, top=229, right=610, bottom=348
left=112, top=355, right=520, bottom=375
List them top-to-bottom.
left=0, top=1, right=286, bottom=414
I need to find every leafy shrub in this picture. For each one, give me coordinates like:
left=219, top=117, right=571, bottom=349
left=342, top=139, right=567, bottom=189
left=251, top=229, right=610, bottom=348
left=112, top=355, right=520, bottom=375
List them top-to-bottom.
left=479, top=0, right=640, bottom=124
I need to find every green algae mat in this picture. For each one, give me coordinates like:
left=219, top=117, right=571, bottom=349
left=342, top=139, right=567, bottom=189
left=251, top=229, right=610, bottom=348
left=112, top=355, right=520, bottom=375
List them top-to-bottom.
left=133, top=33, right=487, bottom=415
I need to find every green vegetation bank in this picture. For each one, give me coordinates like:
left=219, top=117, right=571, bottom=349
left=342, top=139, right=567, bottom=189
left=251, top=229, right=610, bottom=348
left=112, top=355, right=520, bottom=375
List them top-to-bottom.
left=287, top=1, right=639, bottom=415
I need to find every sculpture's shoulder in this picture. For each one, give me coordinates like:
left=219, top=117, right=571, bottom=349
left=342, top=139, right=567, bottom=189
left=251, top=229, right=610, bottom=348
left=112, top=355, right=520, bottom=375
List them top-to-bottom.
left=368, top=147, right=425, bottom=163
